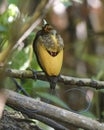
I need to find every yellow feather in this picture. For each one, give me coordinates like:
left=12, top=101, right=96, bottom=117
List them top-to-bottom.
left=51, top=35, right=58, bottom=47
left=37, top=43, right=63, bottom=76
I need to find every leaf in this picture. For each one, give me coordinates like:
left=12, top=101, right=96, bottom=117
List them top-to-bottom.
left=61, top=0, right=72, bottom=7
left=0, top=25, right=7, bottom=32
left=9, top=46, right=32, bottom=69
left=36, top=92, right=69, bottom=109
left=81, top=111, right=96, bottom=119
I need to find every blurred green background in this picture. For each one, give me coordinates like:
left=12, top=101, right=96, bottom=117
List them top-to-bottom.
left=0, top=0, right=104, bottom=129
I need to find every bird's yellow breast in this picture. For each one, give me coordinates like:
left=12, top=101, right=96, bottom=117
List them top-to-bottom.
left=37, top=43, right=63, bottom=76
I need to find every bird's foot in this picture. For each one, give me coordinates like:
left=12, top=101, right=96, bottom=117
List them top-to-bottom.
left=27, top=68, right=38, bottom=79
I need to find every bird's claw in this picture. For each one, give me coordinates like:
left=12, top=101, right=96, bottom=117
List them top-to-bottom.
left=27, top=68, right=37, bottom=79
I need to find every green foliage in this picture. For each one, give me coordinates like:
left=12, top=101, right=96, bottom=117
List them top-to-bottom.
left=7, top=0, right=19, bottom=5
left=61, top=0, right=73, bottom=7
left=61, top=0, right=83, bottom=7
left=1, top=1, right=104, bottom=129
left=0, top=2, right=20, bottom=53
left=9, top=47, right=29, bottom=69
left=22, top=80, right=49, bottom=97
left=37, top=91, right=69, bottom=109
left=81, top=111, right=96, bottom=119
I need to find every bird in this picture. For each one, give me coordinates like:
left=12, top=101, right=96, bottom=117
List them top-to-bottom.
left=33, top=20, right=64, bottom=90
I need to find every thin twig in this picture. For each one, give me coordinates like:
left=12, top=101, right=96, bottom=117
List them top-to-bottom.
left=0, top=0, right=53, bottom=68
left=15, top=0, right=54, bottom=48
left=5, top=69, right=104, bottom=89
left=12, top=78, right=30, bottom=96
left=6, top=90, right=104, bottom=130
left=21, top=111, right=69, bottom=130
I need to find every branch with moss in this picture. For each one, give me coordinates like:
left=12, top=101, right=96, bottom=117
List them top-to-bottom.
left=4, top=69, right=104, bottom=89
left=6, top=89, right=104, bottom=130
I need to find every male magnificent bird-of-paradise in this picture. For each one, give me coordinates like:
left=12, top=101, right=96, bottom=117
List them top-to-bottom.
left=33, top=20, right=64, bottom=90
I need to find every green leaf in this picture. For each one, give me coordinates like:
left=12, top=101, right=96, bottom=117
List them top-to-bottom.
left=7, top=0, right=19, bottom=5
left=61, top=0, right=72, bottom=7
left=0, top=25, right=7, bottom=32
left=9, top=46, right=31, bottom=69
left=36, top=92, right=69, bottom=109
left=81, top=111, right=96, bottom=119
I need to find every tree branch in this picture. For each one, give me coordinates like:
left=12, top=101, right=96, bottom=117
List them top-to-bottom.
left=0, top=0, right=53, bottom=64
left=15, top=0, right=54, bottom=48
left=5, top=69, right=104, bottom=89
left=6, top=89, right=104, bottom=130
left=0, top=110, right=42, bottom=130
left=24, top=112, right=69, bottom=130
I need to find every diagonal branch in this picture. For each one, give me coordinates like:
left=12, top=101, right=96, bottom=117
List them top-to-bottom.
left=0, top=0, right=53, bottom=64
left=16, top=0, right=54, bottom=48
left=5, top=69, right=104, bottom=89
left=6, top=89, right=104, bottom=130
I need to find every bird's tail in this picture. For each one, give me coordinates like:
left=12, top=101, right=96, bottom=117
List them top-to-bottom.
left=47, top=76, right=59, bottom=90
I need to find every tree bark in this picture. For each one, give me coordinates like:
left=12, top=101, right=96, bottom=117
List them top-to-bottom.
left=5, top=89, right=104, bottom=130
left=0, top=110, right=42, bottom=130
